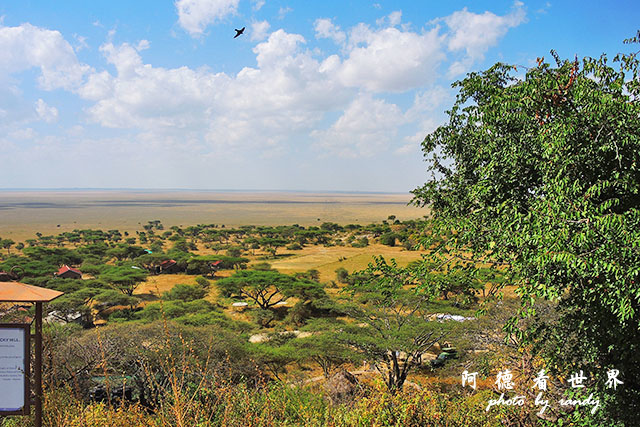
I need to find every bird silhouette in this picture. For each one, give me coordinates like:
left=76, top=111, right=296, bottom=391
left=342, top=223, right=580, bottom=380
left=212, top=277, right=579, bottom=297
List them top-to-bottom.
left=234, top=27, right=245, bottom=38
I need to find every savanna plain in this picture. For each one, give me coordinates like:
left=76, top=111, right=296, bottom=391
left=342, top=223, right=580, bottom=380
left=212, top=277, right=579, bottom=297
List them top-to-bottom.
left=0, top=191, right=598, bottom=426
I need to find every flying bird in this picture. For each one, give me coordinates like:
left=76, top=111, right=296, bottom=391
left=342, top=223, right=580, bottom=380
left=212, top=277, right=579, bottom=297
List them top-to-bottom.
left=234, top=27, right=245, bottom=38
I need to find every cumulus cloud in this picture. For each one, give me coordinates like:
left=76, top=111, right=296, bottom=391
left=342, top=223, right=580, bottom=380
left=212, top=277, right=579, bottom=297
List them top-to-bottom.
left=175, top=0, right=240, bottom=36
left=442, top=1, right=526, bottom=75
left=2, top=3, right=526, bottom=167
left=73, top=4, right=523, bottom=157
left=388, top=11, right=402, bottom=26
left=314, top=18, right=345, bottom=45
left=250, top=20, right=271, bottom=41
left=0, top=23, right=90, bottom=90
left=336, top=25, right=445, bottom=92
left=77, top=29, right=348, bottom=156
left=253, top=29, right=306, bottom=68
left=80, top=42, right=226, bottom=129
left=312, top=94, right=405, bottom=158
left=35, top=99, right=58, bottom=123
left=9, top=127, right=37, bottom=140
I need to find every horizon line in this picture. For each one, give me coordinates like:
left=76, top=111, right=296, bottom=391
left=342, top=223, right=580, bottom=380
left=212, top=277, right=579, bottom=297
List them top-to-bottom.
left=0, top=187, right=411, bottom=195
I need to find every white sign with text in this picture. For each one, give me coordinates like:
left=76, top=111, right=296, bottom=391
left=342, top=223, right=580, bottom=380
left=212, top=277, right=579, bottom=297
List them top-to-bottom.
left=0, top=327, right=26, bottom=412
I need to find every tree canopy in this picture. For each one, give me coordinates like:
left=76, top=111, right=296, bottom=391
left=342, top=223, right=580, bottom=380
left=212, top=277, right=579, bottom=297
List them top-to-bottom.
left=411, top=36, right=640, bottom=422
left=340, top=256, right=445, bottom=393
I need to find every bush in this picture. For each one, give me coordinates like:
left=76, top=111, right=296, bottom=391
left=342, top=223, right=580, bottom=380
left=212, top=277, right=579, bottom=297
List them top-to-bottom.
left=379, top=232, right=397, bottom=247
left=351, top=237, right=368, bottom=248
left=335, top=267, right=349, bottom=284
left=195, top=276, right=210, bottom=290
left=162, top=283, right=206, bottom=301
left=284, top=302, right=312, bottom=326
left=251, top=309, right=276, bottom=327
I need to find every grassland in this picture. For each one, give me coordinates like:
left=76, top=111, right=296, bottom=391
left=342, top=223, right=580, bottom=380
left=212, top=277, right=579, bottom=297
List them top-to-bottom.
left=0, top=190, right=426, bottom=241
left=267, top=243, right=424, bottom=283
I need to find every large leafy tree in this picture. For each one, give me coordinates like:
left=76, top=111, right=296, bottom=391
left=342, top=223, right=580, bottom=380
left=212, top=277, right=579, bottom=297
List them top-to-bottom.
left=412, top=35, right=640, bottom=423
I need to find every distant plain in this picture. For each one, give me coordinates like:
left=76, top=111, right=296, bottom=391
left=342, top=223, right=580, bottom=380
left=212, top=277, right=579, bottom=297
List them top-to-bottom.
left=0, top=190, right=427, bottom=241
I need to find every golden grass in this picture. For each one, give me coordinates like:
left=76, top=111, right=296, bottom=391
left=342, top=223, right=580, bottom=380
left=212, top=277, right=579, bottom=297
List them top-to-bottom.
left=0, top=190, right=427, bottom=242
left=268, top=243, right=425, bottom=283
left=135, top=274, right=201, bottom=298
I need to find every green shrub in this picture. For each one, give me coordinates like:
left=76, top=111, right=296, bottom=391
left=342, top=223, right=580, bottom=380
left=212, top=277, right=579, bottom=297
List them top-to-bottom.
left=162, top=283, right=206, bottom=301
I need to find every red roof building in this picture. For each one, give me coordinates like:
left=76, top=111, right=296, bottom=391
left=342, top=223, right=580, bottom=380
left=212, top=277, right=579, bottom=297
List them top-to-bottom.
left=160, top=259, right=179, bottom=273
left=160, top=260, right=177, bottom=269
left=56, top=265, right=82, bottom=279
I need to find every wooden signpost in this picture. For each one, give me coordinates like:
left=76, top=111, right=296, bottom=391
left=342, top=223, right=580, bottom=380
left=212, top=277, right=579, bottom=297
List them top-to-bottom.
left=0, top=282, right=63, bottom=427
left=0, top=324, right=30, bottom=415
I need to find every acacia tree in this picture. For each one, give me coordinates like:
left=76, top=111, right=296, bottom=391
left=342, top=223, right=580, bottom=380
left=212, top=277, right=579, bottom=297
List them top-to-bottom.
left=411, top=36, right=640, bottom=423
left=258, top=237, right=288, bottom=258
left=1, top=239, right=15, bottom=256
left=340, top=256, right=445, bottom=393
left=99, top=264, right=148, bottom=296
left=216, top=269, right=296, bottom=310
left=293, top=318, right=362, bottom=378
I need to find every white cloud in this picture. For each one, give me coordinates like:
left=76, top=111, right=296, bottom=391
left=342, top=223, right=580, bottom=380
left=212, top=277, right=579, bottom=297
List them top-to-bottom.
left=175, top=0, right=240, bottom=36
left=252, top=0, right=265, bottom=11
left=443, top=1, right=525, bottom=61
left=1, top=2, right=525, bottom=170
left=278, top=7, right=292, bottom=19
left=377, top=11, right=402, bottom=27
left=388, top=11, right=402, bottom=26
left=314, top=18, right=345, bottom=45
left=250, top=20, right=271, bottom=41
left=0, top=23, right=90, bottom=90
left=336, top=26, right=445, bottom=92
left=253, top=29, right=305, bottom=68
left=78, top=30, right=348, bottom=156
left=73, top=34, right=89, bottom=52
left=136, top=39, right=150, bottom=51
left=80, top=42, right=227, bottom=129
left=77, top=71, right=113, bottom=101
left=405, top=86, right=450, bottom=120
left=312, top=94, right=404, bottom=158
left=35, top=99, right=58, bottom=123
left=9, top=127, right=37, bottom=140
left=395, top=142, right=417, bottom=155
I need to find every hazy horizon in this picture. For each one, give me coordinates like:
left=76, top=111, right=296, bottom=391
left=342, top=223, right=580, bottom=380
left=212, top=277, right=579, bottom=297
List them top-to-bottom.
left=0, top=188, right=409, bottom=195
left=0, top=190, right=426, bottom=241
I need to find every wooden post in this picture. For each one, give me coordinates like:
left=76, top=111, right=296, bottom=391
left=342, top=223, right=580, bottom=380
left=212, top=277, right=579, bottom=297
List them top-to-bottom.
left=0, top=282, right=62, bottom=425
left=34, top=302, right=42, bottom=427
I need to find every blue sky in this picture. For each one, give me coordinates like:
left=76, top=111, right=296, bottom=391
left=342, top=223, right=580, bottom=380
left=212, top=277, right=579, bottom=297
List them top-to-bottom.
left=1, top=0, right=638, bottom=192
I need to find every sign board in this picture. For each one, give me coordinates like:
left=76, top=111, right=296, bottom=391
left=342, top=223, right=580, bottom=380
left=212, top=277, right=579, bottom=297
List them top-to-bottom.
left=0, top=324, right=30, bottom=415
